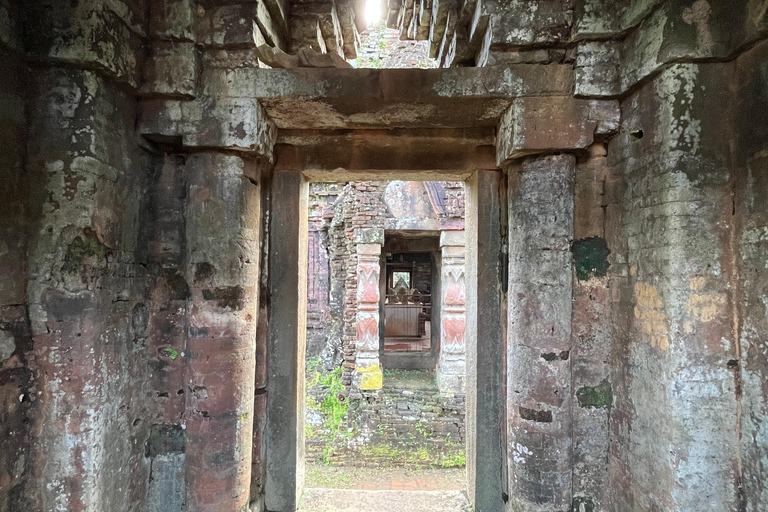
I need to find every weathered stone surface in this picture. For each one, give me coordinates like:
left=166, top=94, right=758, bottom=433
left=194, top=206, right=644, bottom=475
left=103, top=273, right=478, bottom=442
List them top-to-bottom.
left=149, top=0, right=195, bottom=41
left=256, top=0, right=288, bottom=50
left=336, top=0, right=360, bottom=58
left=484, top=0, right=573, bottom=47
left=620, top=0, right=768, bottom=92
left=23, top=1, right=145, bottom=86
left=4, top=2, right=768, bottom=512
left=292, top=2, right=345, bottom=55
left=195, top=3, right=260, bottom=48
left=289, top=14, right=327, bottom=52
left=733, top=39, right=768, bottom=512
left=140, top=40, right=198, bottom=97
left=575, top=40, right=620, bottom=97
left=256, top=44, right=301, bottom=67
left=297, top=47, right=353, bottom=67
left=485, top=48, right=549, bottom=66
left=607, top=61, right=742, bottom=511
left=255, top=64, right=574, bottom=129
left=25, top=65, right=152, bottom=512
left=140, top=95, right=277, bottom=157
left=497, top=97, right=620, bottom=164
left=276, top=128, right=495, bottom=172
left=571, top=144, right=612, bottom=511
left=184, top=152, right=261, bottom=512
left=507, top=154, right=575, bottom=512
left=266, top=170, right=309, bottom=512
left=463, top=170, right=504, bottom=512
left=0, top=330, right=14, bottom=362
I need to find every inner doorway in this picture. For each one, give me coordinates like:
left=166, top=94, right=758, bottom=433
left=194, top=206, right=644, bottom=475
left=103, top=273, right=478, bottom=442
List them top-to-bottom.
left=302, top=182, right=466, bottom=500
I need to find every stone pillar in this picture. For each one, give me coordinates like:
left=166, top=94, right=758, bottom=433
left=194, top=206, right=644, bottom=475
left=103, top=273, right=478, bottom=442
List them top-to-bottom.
left=184, top=153, right=261, bottom=512
left=507, top=154, right=575, bottom=512
left=266, top=170, right=309, bottom=512
left=465, top=171, right=505, bottom=512
left=354, top=228, right=384, bottom=391
left=437, top=230, right=467, bottom=394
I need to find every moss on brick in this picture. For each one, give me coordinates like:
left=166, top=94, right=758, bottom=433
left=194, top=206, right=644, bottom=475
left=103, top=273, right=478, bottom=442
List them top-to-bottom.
left=62, top=228, right=109, bottom=273
left=572, top=236, right=610, bottom=281
left=576, top=379, right=612, bottom=409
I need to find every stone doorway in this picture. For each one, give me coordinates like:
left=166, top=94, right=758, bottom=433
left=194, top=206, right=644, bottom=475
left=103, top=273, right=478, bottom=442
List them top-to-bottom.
left=266, top=170, right=505, bottom=512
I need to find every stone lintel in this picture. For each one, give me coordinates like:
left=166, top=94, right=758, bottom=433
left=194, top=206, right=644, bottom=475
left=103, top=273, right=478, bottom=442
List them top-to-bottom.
left=255, top=64, right=573, bottom=129
left=496, top=97, right=620, bottom=166
left=275, top=128, right=498, bottom=171
left=354, top=228, right=385, bottom=245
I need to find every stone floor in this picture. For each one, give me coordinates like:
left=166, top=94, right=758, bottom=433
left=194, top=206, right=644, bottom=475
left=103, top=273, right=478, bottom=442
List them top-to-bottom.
left=298, top=489, right=471, bottom=512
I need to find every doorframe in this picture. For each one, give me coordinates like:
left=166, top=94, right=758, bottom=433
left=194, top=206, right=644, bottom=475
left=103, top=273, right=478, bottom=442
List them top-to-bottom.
left=264, top=169, right=505, bottom=512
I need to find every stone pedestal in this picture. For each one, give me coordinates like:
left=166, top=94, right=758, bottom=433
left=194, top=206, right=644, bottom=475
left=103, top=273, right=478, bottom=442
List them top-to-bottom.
left=354, top=228, right=384, bottom=390
left=437, top=230, right=467, bottom=395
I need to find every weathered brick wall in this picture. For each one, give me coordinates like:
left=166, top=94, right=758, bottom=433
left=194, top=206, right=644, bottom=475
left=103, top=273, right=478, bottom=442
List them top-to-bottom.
left=603, top=47, right=768, bottom=511
left=24, top=66, right=155, bottom=512
left=306, top=376, right=466, bottom=467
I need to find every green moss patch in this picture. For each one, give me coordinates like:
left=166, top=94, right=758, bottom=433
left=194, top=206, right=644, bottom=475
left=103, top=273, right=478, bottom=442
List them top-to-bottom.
left=62, top=228, right=109, bottom=273
left=572, top=237, right=610, bottom=281
left=576, top=379, right=612, bottom=409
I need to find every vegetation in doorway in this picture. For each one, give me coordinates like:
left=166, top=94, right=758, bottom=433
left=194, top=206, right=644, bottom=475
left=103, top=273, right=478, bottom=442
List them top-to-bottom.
left=306, top=359, right=352, bottom=464
left=305, top=364, right=466, bottom=468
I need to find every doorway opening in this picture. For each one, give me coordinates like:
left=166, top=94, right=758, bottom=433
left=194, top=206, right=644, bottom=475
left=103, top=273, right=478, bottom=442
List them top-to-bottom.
left=266, top=169, right=504, bottom=512
left=302, top=181, right=467, bottom=500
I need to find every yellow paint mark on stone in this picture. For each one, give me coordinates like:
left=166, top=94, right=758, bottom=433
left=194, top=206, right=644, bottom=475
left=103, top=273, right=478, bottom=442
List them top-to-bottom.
left=689, top=276, right=706, bottom=291
left=634, top=282, right=670, bottom=350
left=685, top=293, right=725, bottom=323
left=357, top=364, right=383, bottom=390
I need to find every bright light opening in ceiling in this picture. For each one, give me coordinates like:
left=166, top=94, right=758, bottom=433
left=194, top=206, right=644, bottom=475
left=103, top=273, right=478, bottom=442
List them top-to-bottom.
left=365, top=0, right=382, bottom=26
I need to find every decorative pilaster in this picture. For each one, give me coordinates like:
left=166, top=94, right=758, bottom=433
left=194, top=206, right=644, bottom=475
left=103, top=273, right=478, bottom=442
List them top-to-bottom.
left=354, top=228, right=384, bottom=390
left=438, top=230, right=466, bottom=394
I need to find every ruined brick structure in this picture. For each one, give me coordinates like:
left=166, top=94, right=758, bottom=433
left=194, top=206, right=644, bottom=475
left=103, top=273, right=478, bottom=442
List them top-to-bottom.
left=1, top=2, right=767, bottom=512
left=306, top=181, right=465, bottom=392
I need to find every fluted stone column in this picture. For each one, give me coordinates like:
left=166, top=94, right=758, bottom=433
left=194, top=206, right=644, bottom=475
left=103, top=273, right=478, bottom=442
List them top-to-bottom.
left=354, top=228, right=384, bottom=390
left=437, top=230, right=467, bottom=395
